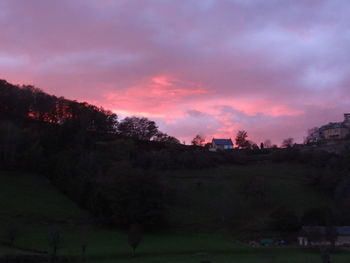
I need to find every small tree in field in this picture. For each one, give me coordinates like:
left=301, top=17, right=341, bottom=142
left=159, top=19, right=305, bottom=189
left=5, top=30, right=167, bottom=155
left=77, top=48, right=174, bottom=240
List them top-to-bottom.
left=128, top=224, right=143, bottom=257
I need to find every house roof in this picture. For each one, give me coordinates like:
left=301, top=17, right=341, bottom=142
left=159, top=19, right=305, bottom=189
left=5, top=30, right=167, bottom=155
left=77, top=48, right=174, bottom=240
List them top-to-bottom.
left=320, top=122, right=348, bottom=131
left=212, top=138, right=233, bottom=145
left=301, top=226, right=350, bottom=236
left=337, top=226, right=350, bottom=235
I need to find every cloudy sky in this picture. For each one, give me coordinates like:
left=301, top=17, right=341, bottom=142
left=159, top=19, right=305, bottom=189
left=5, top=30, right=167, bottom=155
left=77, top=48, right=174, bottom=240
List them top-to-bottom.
left=1, top=0, right=350, bottom=145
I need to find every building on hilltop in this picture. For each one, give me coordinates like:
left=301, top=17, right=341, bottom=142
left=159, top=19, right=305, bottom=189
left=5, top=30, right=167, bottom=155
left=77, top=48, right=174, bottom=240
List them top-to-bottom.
left=318, top=113, right=350, bottom=140
left=209, top=138, right=234, bottom=152
left=298, top=226, right=350, bottom=247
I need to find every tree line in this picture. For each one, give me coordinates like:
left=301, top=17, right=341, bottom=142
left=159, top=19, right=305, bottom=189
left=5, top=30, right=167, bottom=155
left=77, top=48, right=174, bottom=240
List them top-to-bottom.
left=191, top=130, right=294, bottom=149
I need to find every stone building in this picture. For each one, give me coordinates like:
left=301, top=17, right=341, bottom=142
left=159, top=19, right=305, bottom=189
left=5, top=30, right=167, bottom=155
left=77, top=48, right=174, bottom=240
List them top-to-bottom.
left=319, top=114, right=350, bottom=140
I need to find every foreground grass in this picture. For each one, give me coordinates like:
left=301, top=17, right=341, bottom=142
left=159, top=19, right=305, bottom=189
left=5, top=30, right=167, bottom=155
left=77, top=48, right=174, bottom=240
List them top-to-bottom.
left=0, top=166, right=345, bottom=262
left=11, top=231, right=350, bottom=263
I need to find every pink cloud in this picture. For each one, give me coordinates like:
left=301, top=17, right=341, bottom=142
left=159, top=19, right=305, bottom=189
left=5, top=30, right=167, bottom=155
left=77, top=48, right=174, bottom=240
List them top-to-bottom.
left=1, top=0, right=350, bottom=144
left=103, top=75, right=207, bottom=117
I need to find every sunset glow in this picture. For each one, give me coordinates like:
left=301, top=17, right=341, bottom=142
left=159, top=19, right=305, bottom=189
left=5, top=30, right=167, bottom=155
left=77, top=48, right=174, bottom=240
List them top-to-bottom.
left=1, top=0, right=349, bottom=144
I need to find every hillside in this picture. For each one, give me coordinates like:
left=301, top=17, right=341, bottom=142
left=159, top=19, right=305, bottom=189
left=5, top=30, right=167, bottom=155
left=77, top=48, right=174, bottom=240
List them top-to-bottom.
left=1, top=79, right=350, bottom=261
left=162, top=163, right=332, bottom=234
left=0, top=164, right=331, bottom=235
left=0, top=167, right=347, bottom=263
left=0, top=170, right=90, bottom=256
left=0, top=171, right=89, bottom=223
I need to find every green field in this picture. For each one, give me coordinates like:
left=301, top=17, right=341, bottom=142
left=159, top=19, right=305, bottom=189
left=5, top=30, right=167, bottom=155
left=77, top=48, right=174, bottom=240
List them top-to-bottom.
left=162, top=163, right=331, bottom=233
left=0, top=165, right=349, bottom=262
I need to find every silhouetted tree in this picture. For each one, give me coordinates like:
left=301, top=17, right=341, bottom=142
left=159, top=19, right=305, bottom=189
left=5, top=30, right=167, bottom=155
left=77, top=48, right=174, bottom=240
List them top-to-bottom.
left=118, top=117, right=158, bottom=140
left=0, top=121, right=22, bottom=167
left=305, top=127, right=320, bottom=144
left=235, top=130, right=250, bottom=149
left=153, top=132, right=180, bottom=144
left=191, top=134, right=205, bottom=146
left=282, top=137, right=294, bottom=148
left=251, top=143, right=259, bottom=150
left=93, top=164, right=165, bottom=229
left=269, top=206, right=300, bottom=232
left=301, top=207, right=335, bottom=226
left=128, top=224, right=143, bottom=257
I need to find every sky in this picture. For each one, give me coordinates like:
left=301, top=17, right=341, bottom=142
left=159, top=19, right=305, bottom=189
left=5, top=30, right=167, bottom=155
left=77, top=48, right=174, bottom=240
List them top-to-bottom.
left=1, top=0, right=350, bottom=145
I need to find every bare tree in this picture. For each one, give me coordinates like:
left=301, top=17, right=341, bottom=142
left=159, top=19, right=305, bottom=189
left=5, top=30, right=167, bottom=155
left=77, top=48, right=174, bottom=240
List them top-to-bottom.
left=304, top=127, right=320, bottom=144
left=235, top=130, right=251, bottom=149
left=153, top=132, right=180, bottom=144
left=191, top=134, right=205, bottom=146
left=282, top=138, right=294, bottom=148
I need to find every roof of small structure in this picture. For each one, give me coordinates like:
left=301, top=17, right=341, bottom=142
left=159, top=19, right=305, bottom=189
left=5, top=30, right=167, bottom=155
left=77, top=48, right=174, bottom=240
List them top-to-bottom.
left=212, top=138, right=233, bottom=145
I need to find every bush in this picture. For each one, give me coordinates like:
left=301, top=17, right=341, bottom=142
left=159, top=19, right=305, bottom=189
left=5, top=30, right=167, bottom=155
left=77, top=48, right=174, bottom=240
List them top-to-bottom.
left=268, top=207, right=300, bottom=232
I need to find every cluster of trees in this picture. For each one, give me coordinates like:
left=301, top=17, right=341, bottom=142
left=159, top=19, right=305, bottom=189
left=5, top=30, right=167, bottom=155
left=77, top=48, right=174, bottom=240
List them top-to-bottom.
left=0, top=80, right=180, bottom=144
left=0, top=80, right=118, bottom=133
left=118, top=117, right=179, bottom=143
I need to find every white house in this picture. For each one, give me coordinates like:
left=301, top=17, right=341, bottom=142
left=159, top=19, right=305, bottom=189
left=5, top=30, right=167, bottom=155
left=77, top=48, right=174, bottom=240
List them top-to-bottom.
left=209, top=138, right=234, bottom=152
left=298, top=226, right=350, bottom=247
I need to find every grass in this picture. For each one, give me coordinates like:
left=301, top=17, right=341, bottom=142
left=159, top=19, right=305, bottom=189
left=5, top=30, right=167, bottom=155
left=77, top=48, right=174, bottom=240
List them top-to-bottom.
left=162, top=163, right=332, bottom=232
left=0, top=165, right=348, bottom=262
left=0, top=170, right=88, bottom=223
left=11, top=231, right=350, bottom=263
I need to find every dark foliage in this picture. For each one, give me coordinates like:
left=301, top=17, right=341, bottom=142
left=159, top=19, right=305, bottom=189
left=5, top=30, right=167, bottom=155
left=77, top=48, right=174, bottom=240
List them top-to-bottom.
left=118, top=117, right=158, bottom=140
left=269, top=207, right=300, bottom=232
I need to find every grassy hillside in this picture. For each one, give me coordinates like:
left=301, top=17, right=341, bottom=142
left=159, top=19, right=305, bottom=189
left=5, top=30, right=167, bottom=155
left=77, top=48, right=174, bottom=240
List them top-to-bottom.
left=163, top=163, right=331, bottom=234
left=0, top=170, right=90, bottom=255
left=0, top=171, right=89, bottom=223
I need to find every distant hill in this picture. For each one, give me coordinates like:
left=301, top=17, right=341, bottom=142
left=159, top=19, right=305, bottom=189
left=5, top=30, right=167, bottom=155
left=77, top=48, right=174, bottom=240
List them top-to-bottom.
left=1, top=78, right=350, bottom=235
